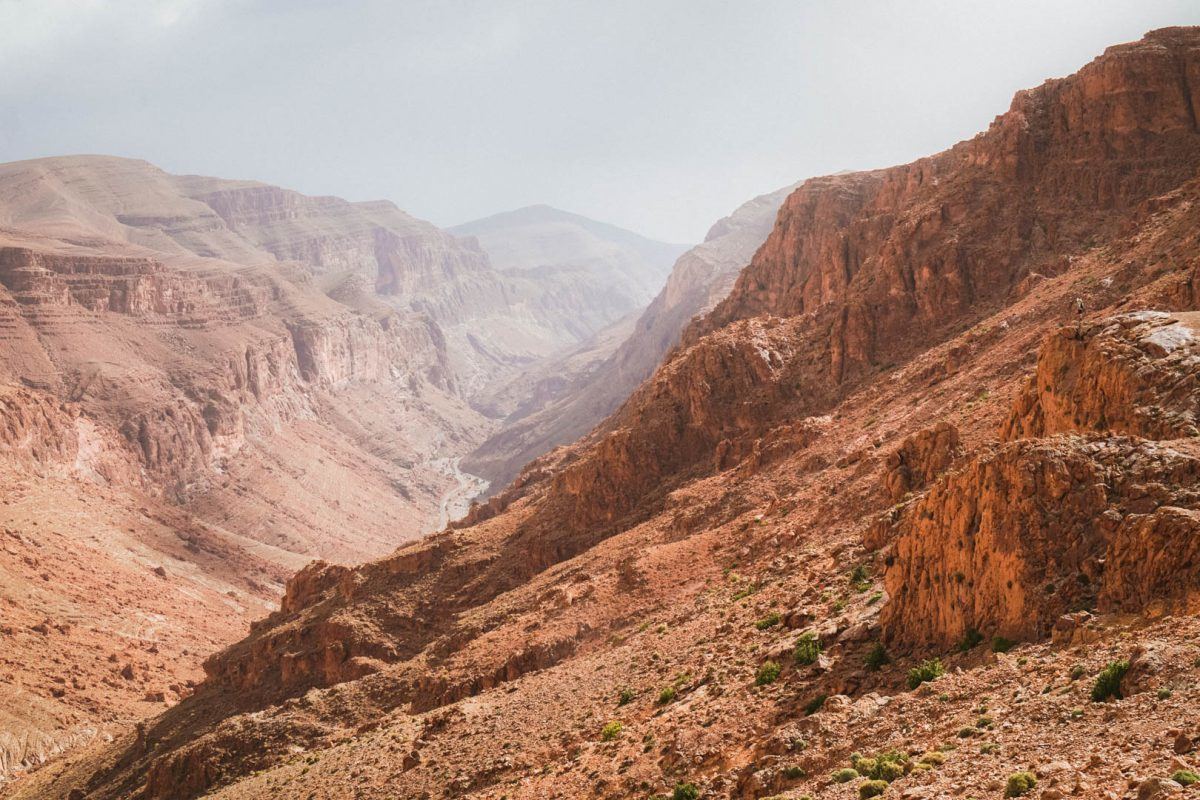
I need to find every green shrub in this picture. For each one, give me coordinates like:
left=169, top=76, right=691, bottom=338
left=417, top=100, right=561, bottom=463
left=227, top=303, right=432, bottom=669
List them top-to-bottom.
left=850, top=564, right=871, bottom=590
left=755, top=612, right=781, bottom=630
left=957, top=628, right=984, bottom=652
left=794, top=632, right=822, bottom=665
left=991, top=636, right=1015, bottom=653
left=865, top=642, right=890, bottom=671
left=906, top=659, right=945, bottom=689
left=1090, top=659, right=1129, bottom=702
left=756, top=660, right=782, bottom=685
left=1069, top=664, right=1086, bottom=681
left=658, top=686, right=677, bottom=705
left=617, top=687, right=635, bottom=705
left=1157, top=688, right=1173, bottom=700
left=803, top=694, right=827, bottom=715
left=600, top=721, right=623, bottom=741
left=853, top=750, right=909, bottom=781
left=919, top=751, right=945, bottom=766
left=782, top=765, right=805, bottom=779
left=831, top=768, right=859, bottom=783
left=1173, top=770, right=1199, bottom=787
left=1004, top=771, right=1037, bottom=797
left=859, top=779, right=889, bottom=798
left=672, top=783, right=700, bottom=800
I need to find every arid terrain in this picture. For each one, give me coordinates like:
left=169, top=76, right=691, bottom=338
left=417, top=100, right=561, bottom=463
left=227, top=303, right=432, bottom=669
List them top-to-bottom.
left=8, top=23, right=1200, bottom=800
left=0, top=157, right=682, bottom=784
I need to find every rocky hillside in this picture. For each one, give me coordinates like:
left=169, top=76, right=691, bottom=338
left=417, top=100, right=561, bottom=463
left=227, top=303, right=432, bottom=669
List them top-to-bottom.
left=14, top=26, right=1200, bottom=800
left=0, top=158, right=673, bottom=785
left=463, top=183, right=800, bottom=490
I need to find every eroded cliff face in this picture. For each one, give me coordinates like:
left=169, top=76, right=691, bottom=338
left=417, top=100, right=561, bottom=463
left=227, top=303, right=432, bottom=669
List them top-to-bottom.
left=18, top=27, right=1200, bottom=800
left=1003, top=311, right=1200, bottom=441
left=878, top=436, right=1200, bottom=648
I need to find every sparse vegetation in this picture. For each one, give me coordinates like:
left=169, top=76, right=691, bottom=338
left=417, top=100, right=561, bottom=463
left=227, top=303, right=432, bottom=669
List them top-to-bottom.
left=850, top=564, right=872, bottom=592
left=755, top=612, right=781, bottom=630
left=957, top=628, right=984, bottom=652
left=794, top=632, right=822, bottom=665
left=991, top=636, right=1015, bottom=653
left=865, top=642, right=890, bottom=671
left=906, top=658, right=945, bottom=689
left=1090, top=659, right=1129, bottom=702
left=755, top=660, right=782, bottom=685
left=1069, top=664, right=1086, bottom=681
left=658, top=686, right=677, bottom=705
left=617, top=687, right=635, bottom=705
left=1157, top=687, right=1172, bottom=700
left=804, top=694, right=827, bottom=715
left=600, top=721, right=623, bottom=741
left=851, top=750, right=910, bottom=781
left=919, top=751, right=945, bottom=766
left=782, top=765, right=806, bottom=779
left=831, top=768, right=859, bottom=783
left=1172, top=770, right=1199, bottom=787
left=1004, top=771, right=1037, bottom=797
left=859, top=780, right=888, bottom=798
left=671, top=783, right=700, bottom=800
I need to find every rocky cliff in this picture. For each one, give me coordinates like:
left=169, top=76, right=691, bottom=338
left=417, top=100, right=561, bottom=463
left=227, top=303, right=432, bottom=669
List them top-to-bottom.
left=16, top=27, right=1200, bottom=800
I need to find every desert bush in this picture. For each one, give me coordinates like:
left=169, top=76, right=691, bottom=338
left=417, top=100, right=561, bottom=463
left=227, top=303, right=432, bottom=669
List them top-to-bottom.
left=755, top=612, right=781, bottom=630
left=957, top=628, right=984, bottom=652
left=794, top=632, right=822, bottom=665
left=991, top=636, right=1015, bottom=653
left=864, top=642, right=890, bottom=671
left=906, top=658, right=945, bottom=689
left=1090, top=659, right=1129, bottom=702
left=755, top=660, right=782, bottom=685
left=803, top=694, right=827, bottom=715
left=600, top=721, right=623, bottom=741
left=830, top=768, right=859, bottom=783
left=1172, top=770, right=1199, bottom=786
left=1004, top=771, right=1037, bottom=797
left=859, top=779, right=888, bottom=798
left=672, top=783, right=700, bottom=800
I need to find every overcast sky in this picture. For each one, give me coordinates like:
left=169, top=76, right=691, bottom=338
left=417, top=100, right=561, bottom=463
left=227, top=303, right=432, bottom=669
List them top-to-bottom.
left=2, top=1, right=1199, bottom=242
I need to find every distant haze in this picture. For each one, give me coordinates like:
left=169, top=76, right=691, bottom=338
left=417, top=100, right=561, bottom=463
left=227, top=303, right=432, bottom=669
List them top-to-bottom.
left=2, top=0, right=1198, bottom=242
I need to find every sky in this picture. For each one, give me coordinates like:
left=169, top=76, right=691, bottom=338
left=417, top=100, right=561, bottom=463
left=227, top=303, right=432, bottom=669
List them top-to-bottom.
left=2, top=1, right=1199, bottom=243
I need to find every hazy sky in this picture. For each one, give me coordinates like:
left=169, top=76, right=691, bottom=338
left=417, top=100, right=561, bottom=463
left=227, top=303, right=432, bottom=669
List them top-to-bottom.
left=2, top=1, right=1199, bottom=242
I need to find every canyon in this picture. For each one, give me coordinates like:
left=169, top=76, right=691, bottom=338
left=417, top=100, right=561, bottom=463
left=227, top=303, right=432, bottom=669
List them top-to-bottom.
left=8, top=24, right=1200, bottom=800
left=0, top=156, right=687, bottom=784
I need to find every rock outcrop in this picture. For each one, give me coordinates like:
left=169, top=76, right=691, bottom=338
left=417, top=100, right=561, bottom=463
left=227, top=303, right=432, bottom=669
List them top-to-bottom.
left=1003, top=311, right=1200, bottom=441
left=882, top=421, right=962, bottom=502
left=879, top=436, right=1200, bottom=649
